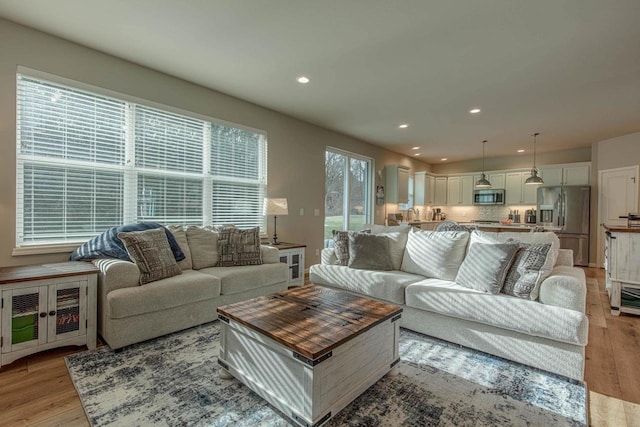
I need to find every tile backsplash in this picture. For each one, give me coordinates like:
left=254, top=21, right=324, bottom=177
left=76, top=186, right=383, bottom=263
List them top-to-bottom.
left=412, top=205, right=535, bottom=222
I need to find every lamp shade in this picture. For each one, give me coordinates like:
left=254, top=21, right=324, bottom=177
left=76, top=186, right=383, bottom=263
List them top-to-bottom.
left=263, top=198, right=288, bottom=216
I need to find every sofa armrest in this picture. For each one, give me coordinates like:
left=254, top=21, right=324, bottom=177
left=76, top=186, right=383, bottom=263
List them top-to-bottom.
left=261, top=245, right=280, bottom=264
left=321, top=248, right=337, bottom=265
left=555, top=249, right=574, bottom=267
left=91, top=258, right=141, bottom=294
left=538, top=265, right=586, bottom=313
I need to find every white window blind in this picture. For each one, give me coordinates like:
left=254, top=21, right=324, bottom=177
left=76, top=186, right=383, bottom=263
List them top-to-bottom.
left=16, top=74, right=267, bottom=247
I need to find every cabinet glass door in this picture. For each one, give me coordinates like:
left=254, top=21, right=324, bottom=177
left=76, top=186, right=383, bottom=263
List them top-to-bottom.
left=291, top=254, right=300, bottom=281
left=48, top=281, right=87, bottom=342
left=2, top=287, right=47, bottom=352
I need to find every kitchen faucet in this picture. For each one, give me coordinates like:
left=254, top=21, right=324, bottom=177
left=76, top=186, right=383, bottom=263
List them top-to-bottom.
left=407, top=207, right=420, bottom=221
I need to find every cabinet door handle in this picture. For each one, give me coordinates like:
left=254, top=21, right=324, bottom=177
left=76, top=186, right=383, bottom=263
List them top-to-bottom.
left=49, top=310, right=56, bottom=316
left=39, top=312, right=47, bottom=318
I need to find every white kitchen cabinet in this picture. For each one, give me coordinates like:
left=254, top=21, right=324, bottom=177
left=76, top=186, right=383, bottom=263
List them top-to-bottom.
left=539, top=163, right=590, bottom=186
left=384, top=165, right=410, bottom=204
left=414, top=172, right=436, bottom=206
left=473, top=172, right=506, bottom=189
left=506, top=172, right=537, bottom=205
left=447, top=176, right=473, bottom=205
left=434, top=177, right=448, bottom=206
left=0, top=262, right=98, bottom=368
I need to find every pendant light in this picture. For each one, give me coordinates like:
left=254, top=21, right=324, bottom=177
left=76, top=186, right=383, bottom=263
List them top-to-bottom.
left=525, top=132, right=544, bottom=185
left=475, top=139, right=492, bottom=188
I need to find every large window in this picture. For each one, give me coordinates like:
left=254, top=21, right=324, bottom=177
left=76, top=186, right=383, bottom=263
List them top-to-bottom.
left=16, top=74, right=267, bottom=247
left=324, top=148, right=373, bottom=239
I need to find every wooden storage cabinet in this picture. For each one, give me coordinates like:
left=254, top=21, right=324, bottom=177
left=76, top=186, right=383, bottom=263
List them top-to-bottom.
left=447, top=175, right=473, bottom=205
left=434, top=177, right=448, bottom=205
left=604, top=227, right=640, bottom=316
left=277, top=243, right=306, bottom=286
left=0, top=262, right=98, bottom=367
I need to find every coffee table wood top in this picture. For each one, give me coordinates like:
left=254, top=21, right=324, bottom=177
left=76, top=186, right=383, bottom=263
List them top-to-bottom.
left=217, top=285, right=402, bottom=360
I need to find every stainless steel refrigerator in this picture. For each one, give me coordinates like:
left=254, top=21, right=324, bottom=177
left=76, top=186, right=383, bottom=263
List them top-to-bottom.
left=536, top=185, right=590, bottom=266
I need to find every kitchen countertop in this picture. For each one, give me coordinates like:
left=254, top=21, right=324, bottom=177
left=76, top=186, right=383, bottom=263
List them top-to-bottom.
left=459, top=223, right=563, bottom=231
left=603, top=224, right=640, bottom=233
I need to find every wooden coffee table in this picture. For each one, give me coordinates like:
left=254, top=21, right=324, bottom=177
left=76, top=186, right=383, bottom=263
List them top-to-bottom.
left=217, top=285, right=402, bottom=427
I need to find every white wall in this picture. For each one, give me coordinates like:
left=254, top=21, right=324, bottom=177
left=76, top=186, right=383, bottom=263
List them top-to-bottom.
left=0, top=19, right=429, bottom=267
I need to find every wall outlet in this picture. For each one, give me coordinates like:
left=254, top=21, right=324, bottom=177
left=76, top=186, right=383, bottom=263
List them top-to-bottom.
left=299, top=208, right=304, bottom=216
left=314, top=209, right=320, bottom=216
left=315, top=249, right=320, bottom=256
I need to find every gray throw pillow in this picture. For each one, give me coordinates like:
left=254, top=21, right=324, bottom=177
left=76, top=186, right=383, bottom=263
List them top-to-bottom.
left=185, top=226, right=219, bottom=270
left=217, top=227, right=263, bottom=267
left=118, top=228, right=182, bottom=285
left=332, top=229, right=370, bottom=266
left=347, top=233, right=394, bottom=271
left=455, top=242, right=519, bottom=294
left=502, top=242, right=552, bottom=299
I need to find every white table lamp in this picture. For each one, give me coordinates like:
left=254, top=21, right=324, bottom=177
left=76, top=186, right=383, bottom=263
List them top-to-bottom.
left=263, top=198, right=288, bottom=245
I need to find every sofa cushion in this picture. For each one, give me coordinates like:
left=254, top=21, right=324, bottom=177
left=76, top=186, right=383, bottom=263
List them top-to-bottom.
left=365, top=224, right=411, bottom=270
left=167, top=225, right=193, bottom=270
left=186, top=226, right=219, bottom=269
left=217, top=227, right=263, bottom=267
left=118, top=228, right=182, bottom=285
left=333, top=229, right=369, bottom=266
left=401, top=229, right=469, bottom=281
left=470, top=230, right=558, bottom=300
left=348, top=233, right=394, bottom=270
left=455, top=242, right=519, bottom=294
left=502, top=242, right=553, bottom=299
left=200, top=263, right=288, bottom=295
left=309, top=264, right=424, bottom=304
left=107, top=270, right=220, bottom=319
left=404, top=278, right=588, bottom=345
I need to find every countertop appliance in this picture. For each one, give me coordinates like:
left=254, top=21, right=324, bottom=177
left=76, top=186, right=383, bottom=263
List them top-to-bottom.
left=537, top=185, right=590, bottom=266
left=473, top=189, right=505, bottom=205
left=525, top=209, right=536, bottom=224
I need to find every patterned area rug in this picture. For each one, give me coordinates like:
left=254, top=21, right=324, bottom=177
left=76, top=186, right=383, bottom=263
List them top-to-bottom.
left=66, top=322, right=587, bottom=426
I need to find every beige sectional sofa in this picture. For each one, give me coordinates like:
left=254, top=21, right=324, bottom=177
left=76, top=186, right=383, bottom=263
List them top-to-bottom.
left=92, top=225, right=289, bottom=349
left=310, top=225, right=588, bottom=380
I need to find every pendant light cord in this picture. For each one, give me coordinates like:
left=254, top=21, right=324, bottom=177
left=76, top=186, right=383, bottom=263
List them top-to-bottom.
left=532, top=132, right=540, bottom=169
left=482, top=140, right=486, bottom=174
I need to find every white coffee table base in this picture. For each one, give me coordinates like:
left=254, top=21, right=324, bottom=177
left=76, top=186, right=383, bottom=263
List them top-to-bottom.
left=218, top=315, right=400, bottom=427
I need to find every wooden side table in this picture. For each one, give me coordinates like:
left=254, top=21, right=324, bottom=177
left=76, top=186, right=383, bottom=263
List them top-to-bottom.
left=268, top=242, right=306, bottom=286
left=0, top=261, right=99, bottom=368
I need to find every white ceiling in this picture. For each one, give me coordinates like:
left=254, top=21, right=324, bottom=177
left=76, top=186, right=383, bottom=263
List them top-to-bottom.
left=1, top=0, right=640, bottom=163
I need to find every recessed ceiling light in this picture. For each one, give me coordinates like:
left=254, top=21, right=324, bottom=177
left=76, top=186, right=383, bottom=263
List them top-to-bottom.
left=296, top=76, right=310, bottom=84
left=469, top=108, right=481, bottom=114
left=398, top=124, right=409, bottom=129
left=412, top=146, right=420, bottom=150
left=517, top=149, right=525, bottom=153
left=414, top=153, right=421, bottom=157
left=440, top=158, right=448, bottom=161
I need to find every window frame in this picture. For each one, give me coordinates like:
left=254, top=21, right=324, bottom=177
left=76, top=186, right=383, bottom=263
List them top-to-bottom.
left=14, top=67, right=268, bottom=254
left=324, top=146, right=374, bottom=238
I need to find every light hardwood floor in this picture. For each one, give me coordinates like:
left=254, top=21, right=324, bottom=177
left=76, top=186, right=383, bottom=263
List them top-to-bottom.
left=1, top=267, right=638, bottom=426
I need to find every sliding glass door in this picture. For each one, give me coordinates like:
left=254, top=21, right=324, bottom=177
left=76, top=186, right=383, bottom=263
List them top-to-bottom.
left=324, top=148, right=373, bottom=240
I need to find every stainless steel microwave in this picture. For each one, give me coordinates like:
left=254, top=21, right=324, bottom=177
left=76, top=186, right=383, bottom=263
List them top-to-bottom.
left=473, top=189, right=505, bottom=205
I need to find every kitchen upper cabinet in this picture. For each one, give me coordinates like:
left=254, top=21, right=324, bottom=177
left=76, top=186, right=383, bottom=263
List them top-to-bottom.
left=539, top=163, right=590, bottom=186
left=385, top=165, right=410, bottom=204
left=414, top=172, right=436, bottom=205
left=473, top=172, right=506, bottom=189
left=506, top=172, right=537, bottom=205
left=447, top=176, right=473, bottom=205
left=434, top=177, right=448, bottom=205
